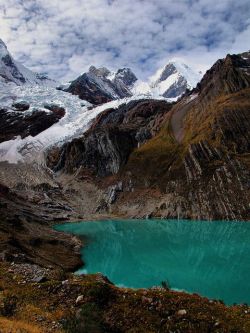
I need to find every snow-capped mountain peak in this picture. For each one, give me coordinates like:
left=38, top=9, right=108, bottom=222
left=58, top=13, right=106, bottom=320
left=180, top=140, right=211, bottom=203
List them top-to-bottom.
left=0, top=38, right=56, bottom=87
left=149, top=60, right=202, bottom=99
left=151, top=61, right=201, bottom=87
left=88, top=65, right=111, bottom=78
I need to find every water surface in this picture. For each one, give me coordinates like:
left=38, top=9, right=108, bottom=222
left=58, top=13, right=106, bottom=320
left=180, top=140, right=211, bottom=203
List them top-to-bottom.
left=56, top=219, right=250, bottom=305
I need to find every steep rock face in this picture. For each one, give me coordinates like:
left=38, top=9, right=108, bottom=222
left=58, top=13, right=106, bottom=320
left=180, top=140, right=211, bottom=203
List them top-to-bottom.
left=2, top=49, right=248, bottom=221
left=47, top=52, right=250, bottom=220
left=177, top=52, right=250, bottom=148
left=65, top=66, right=137, bottom=105
left=65, top=70, right=113, bottom=105
left=162, top=75, right=188, bottom=98
left=47, top=100, right=172, bottom=176
left=180, top=143, right=249, bottom=220
left=0, top=182, right=82, bottom=270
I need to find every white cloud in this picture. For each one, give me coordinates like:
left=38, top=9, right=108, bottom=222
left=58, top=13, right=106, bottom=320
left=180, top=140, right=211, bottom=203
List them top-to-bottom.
left=0, top=0, right=249, bottom=81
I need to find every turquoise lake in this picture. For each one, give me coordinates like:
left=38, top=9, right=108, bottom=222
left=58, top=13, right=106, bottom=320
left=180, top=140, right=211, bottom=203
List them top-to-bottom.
left=55, top=219, right=250, bottom=305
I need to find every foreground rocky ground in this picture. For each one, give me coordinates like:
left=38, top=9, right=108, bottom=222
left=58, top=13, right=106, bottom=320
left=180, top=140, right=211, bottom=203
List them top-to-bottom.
left=0, top=261, right=250, bottom=333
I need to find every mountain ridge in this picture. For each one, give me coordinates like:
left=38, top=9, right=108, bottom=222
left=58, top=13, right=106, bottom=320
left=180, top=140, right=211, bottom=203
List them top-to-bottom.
left=0, top=38, right=202, bottom=105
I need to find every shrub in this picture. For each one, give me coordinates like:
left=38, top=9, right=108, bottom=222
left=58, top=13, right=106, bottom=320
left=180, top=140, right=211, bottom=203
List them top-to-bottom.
left=64, top=303, right=103, bottom=333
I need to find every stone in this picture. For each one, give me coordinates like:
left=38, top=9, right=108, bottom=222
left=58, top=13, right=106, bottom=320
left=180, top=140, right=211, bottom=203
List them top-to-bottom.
left=46, top=100, right=170, bottom=177
left=12, top=101, right=30, bottom=111
left=43, top=103, right=66, bottom=118
left=0, top=107, right=64, bottom=143
left=32, top=275, right=47, bottom=283
left=62, top=280, right=69, bottom=285
left=75, top=295, right=84, bottom=305
left=177, top=309, right=187, bottom=316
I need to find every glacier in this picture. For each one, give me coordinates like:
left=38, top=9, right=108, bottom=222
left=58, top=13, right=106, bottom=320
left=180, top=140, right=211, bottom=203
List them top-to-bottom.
left=0, top=84, right=166, bottom=164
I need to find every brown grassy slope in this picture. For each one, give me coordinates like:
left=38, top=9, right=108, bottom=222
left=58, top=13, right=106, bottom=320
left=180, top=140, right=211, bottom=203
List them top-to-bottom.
left=183, top=88, right=250, bottom=150
left=123, top=112, right=185, bottom=190
left=0, top=262, right=249, bottom=333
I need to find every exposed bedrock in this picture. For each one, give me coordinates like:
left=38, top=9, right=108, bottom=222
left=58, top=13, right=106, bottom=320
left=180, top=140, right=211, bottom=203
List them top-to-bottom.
left=0, top=105, right=65, bottom=143
left=0, top=181, right=82, bottom=271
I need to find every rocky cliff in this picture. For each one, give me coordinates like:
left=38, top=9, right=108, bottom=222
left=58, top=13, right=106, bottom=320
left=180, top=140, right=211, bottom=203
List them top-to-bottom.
left=0, top=182, right=82, bottom=271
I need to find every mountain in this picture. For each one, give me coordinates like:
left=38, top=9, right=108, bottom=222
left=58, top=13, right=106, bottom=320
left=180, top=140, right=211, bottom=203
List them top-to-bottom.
left=0, top=39, right=56, bottom=87
left=0, top=39, right=250, bottom=332
left=0, top=48, right=249, bottom=220
left=47, top=51, right=250, bottom=220
left=65, top=61, right=201, bottom=104
left=133, top=61, right=202, bottom=99
left=150, top=61, right=202, bottom=98
left=64, top=65, right=137, bottom=105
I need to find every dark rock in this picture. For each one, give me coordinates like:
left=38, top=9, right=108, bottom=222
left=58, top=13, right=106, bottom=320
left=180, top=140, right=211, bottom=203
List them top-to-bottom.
left=66, top=72, right=113, bottom=105
left=162, top=75, right=188, bottom=98
left=12, top=101, right=30, bottom=111
left=43, top=103, right=66, bottom=118
left=0, top=107, right=64, bottom=143
left=105, top=182, right=123, bottom=205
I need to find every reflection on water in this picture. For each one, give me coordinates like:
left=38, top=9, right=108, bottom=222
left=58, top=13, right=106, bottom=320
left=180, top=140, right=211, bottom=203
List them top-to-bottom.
left=56, top=219, right=250, bottom=305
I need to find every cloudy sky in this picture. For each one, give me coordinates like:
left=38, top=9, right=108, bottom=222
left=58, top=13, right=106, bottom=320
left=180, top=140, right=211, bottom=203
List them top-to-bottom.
left=0, top=0, right=249, bottom=82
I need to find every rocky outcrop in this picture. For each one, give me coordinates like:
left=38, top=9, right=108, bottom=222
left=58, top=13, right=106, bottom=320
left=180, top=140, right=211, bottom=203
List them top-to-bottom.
left=1, top=50, right=249, bottom=222
left=120, top=52, right=250, bottom=220
left=194, top=52, right=250, bottom=99
left=65, top=71, right=113, bottom=105
left=12, top=100, right=30, bottom=111
left=43, top=103, right=66, bottom=118
left=0, top=105, right=65, bottom=143
left=0, top=182, right=82, bottom=271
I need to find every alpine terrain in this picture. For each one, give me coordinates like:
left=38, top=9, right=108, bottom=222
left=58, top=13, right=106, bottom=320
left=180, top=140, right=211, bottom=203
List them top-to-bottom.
left=0, top=37, right=249, bottom=332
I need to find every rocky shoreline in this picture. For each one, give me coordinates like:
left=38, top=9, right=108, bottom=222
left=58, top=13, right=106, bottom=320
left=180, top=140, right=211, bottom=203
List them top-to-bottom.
left=0, top=259, right=250, bottom=333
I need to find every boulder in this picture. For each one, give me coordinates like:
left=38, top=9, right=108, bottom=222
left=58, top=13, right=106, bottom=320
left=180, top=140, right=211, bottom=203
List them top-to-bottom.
left=12, top=101, right=30, bottom=111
